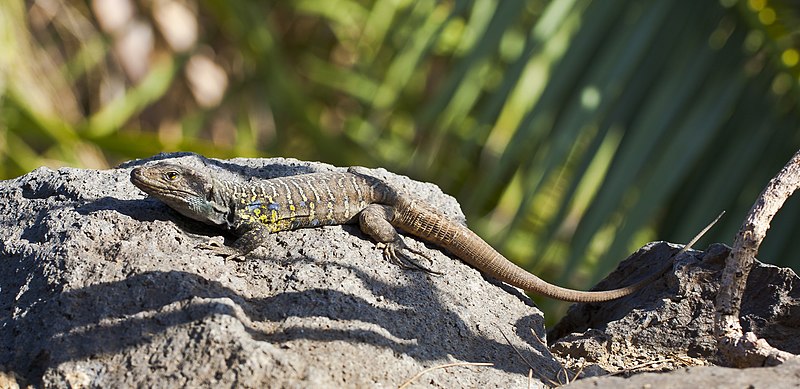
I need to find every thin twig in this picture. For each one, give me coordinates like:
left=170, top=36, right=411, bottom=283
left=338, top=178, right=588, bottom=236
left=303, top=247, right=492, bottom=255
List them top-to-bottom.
left=681, top=211, right=725, bottom=255
left=498, top=327, right=536, bottom=372
left=527, top=328, right=577, bottom=386
left=608, top=358, right=676, bottom=376
left=397, top=362, right=493, bottom=389
left=527, top=368, right=532, bottom=389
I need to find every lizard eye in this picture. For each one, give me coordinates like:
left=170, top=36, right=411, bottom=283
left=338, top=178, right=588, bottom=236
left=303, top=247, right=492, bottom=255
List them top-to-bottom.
left=164, top=171, right=180, bottom=181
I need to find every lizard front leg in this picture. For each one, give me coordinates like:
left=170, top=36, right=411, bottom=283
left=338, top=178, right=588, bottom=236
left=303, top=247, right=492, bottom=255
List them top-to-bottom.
left=358, top=204, right=441, bottom=274
left=197, top=222, right=268, bottom=261
left=196, top=236, right=242, bottom=260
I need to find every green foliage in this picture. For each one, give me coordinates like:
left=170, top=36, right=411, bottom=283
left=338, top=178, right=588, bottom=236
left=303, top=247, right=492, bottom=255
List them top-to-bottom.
left=2, top=0, right=799, bottom=316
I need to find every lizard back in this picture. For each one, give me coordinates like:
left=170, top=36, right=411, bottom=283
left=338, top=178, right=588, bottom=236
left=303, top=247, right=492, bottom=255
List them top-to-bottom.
left=223, top=172, right=395, bottom=233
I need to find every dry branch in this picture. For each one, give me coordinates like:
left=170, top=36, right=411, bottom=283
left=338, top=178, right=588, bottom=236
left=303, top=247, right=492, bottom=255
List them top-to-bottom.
left=714, top=149, right=800, bottom=367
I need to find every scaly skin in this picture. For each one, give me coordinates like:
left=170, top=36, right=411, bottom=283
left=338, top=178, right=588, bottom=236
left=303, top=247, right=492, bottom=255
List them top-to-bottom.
left=131, top=161, right=695, bottom=303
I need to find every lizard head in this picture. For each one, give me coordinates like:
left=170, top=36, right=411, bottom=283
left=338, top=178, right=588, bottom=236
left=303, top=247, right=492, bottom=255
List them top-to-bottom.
left=131, top=162, right=230, bottom=227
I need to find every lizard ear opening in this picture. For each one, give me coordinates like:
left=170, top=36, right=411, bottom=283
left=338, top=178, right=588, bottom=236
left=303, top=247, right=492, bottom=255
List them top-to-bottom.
left=204, top=181, right=215, bottom=202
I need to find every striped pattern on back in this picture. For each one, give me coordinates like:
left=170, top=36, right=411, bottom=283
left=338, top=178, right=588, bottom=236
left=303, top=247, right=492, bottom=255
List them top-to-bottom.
left=220, top=172, right=393, bottom=233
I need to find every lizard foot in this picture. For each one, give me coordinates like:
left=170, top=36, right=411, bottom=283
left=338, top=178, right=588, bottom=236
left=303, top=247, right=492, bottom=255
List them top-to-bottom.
left=196, top=236, right=245, bottom=261
left=377, top=240, right=442, bottom=275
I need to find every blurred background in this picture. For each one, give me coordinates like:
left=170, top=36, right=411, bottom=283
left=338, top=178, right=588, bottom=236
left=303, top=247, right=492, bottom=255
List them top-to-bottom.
left=2, top=0, right=799, bottom=317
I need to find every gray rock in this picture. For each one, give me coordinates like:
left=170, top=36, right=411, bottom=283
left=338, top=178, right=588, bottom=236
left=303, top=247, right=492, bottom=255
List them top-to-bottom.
left=1, top=153, right=558, bottom=388
left=3, top=153, right=799, bottom=388
left=550, top=241, right=800, bottom=384
left=563, top=358, right=800, bottom=389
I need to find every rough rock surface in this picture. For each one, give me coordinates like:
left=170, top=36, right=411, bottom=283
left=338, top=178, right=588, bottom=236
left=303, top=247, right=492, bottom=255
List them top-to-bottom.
left=2, top=152, right=799, bottom=388
left=1, top=153, right=559, bottom=388
left=551, top=241, right=800, bottom=384
left=563, top=358, right=800, bottom=389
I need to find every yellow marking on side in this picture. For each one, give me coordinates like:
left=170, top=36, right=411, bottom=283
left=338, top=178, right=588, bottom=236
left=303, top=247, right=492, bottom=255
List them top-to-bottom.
left=303, top=177, right=320, bottom=222
left=291, top=179, right=310, bottom=223
left=280, top=180, right=296, bottom=221
left=237, top=210, right=253, bottom=222
left=270, top=210, right=278, bottom=223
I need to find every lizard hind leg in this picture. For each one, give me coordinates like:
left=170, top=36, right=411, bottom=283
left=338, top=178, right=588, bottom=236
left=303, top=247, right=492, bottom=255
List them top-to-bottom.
left=359, top=204, right=442, bottom=275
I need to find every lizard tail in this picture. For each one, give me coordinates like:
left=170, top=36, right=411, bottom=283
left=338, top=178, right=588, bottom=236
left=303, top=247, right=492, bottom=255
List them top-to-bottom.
left=391, top=196, right=722, bottom=303
left=419, top=220, right=662, bottom=303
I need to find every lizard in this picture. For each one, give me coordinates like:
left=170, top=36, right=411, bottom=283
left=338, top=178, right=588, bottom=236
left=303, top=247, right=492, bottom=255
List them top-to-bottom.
left=130, top=160, right=721, bottom=303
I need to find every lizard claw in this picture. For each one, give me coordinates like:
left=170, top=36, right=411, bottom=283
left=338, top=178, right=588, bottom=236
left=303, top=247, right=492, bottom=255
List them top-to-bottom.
left=196, top=237, right=245, bottom=261
left=378, top=240, right=442, bottom=275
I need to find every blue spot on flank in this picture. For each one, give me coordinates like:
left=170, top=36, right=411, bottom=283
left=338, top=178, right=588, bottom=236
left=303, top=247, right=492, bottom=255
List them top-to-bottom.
left=298, top=200, right=307, bottom=207
left=247, top=201, right=262, bottom=211
left=267, top=203, right=280, bottom=211
left=310, top=219, right=320, bottom=226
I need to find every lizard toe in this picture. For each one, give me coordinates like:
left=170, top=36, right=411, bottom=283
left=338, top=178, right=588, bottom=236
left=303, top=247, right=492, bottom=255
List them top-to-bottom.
left=196, top=237, right=244, bottom=260
left=381, top=240, right=441, bottom=275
